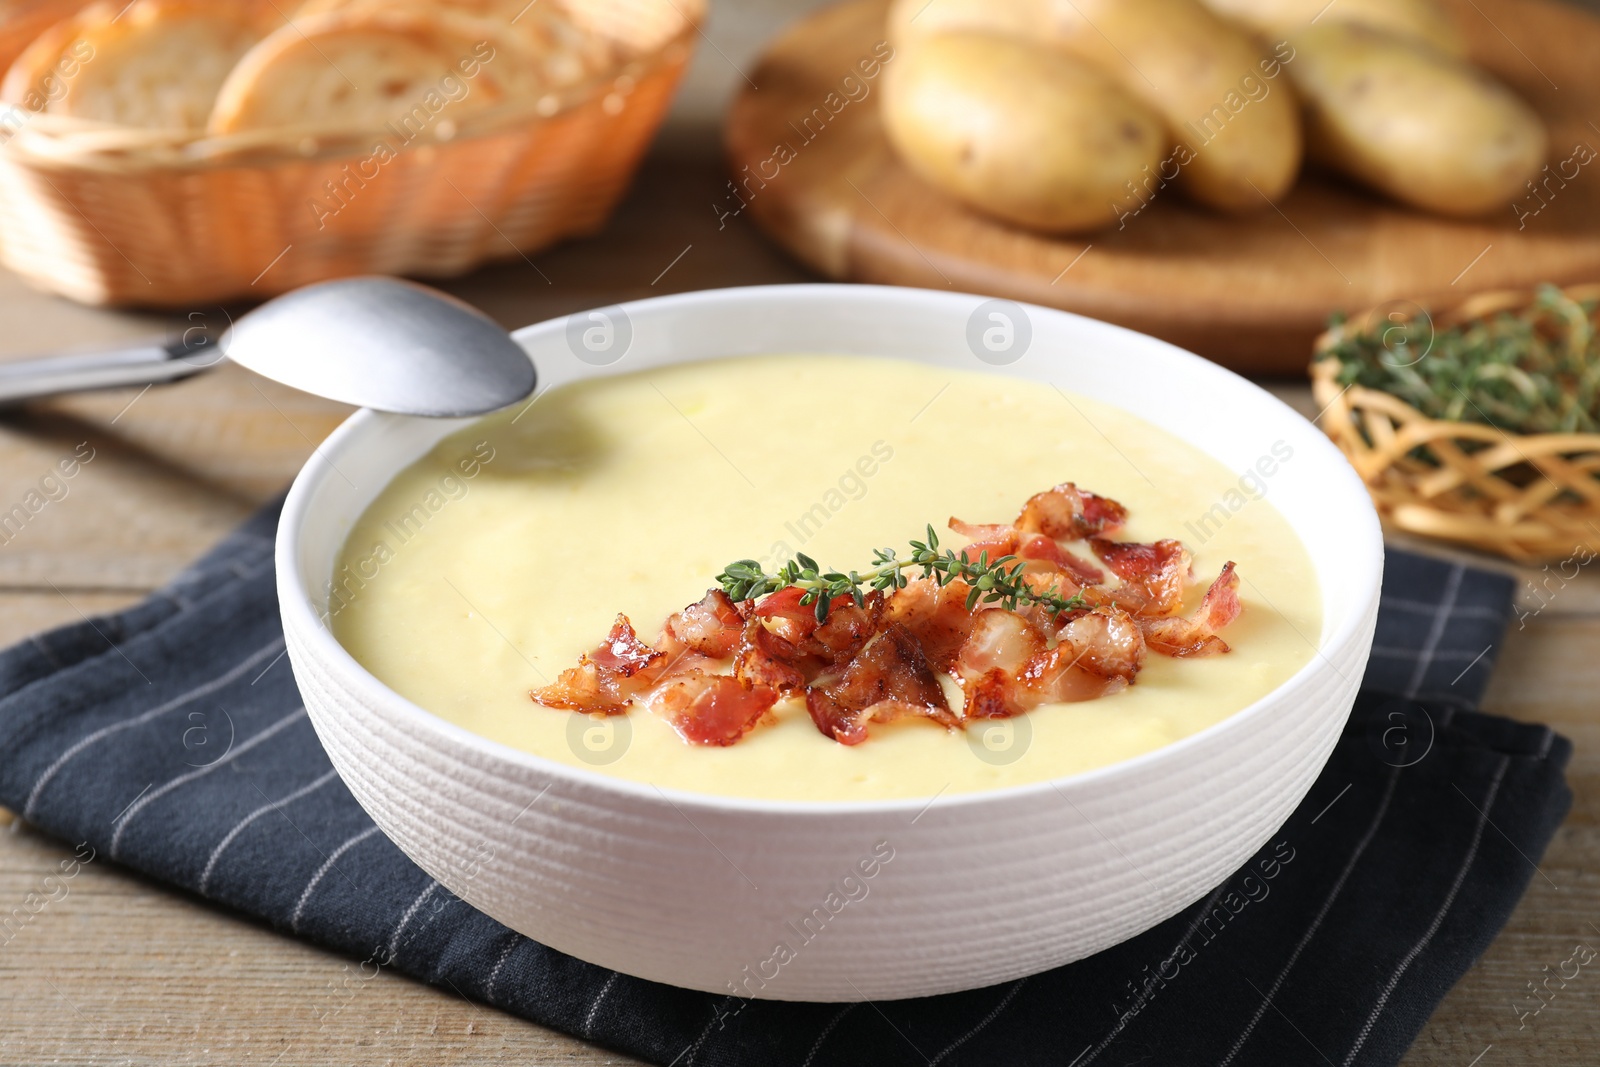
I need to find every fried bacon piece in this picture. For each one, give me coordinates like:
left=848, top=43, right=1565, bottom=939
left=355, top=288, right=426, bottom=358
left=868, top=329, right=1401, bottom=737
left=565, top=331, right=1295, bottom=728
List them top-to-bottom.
left=532, top=482, right=1244, bottom=748
left=1016, top=483, right=1128, bottom=542
left=949, top=517, right=1104, bottom=584
left=949, top=520, right=1015, bottom=563
left=1018, top=533, right=1105, bottom=585
left=1089, top=537, right=1192, bottom=617
left=1142, top=562, right=1242, bottom=657
left=1011, top=571, right=1083, bottom=639
left=882, top=577, right=979, bottom=669
left=750, top=585, right=823, bottom=645
left=747, top=587, right=885, bottom=672
left=749, top=587, right=869, bottom=646
left=661, top=590, right=745, bottom=658
left=805, top=590, right=885, bottom=665
left=953, top=607, right=1143, bottom=717
left=1059, top=608, right=1146, bottom=679
left=954, top=609, right=1044, bottom=682
left=952, top=610, right=1046, bottom=718
left=531, top=614, right=662, bottom=715
left=592, top=614, right=665, bottom=675
left=733, top=617, right=807, bottom=694
left=806, top=623, right=960, bottom=745
left=1017, top=643, right=1133, bottom=704
left=529, top=660, right=627, bottom=715
left=651, top=671, right=778, bottom=746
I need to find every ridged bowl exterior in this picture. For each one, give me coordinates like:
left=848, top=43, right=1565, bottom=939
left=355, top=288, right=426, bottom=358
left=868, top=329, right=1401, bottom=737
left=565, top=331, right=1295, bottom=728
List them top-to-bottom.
left=278, top=284, right=1382, bottom=1001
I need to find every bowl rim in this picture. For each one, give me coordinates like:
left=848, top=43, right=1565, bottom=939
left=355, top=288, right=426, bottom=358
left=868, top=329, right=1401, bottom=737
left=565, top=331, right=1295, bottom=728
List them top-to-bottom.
left=277, top=281, right=1384, bottom=818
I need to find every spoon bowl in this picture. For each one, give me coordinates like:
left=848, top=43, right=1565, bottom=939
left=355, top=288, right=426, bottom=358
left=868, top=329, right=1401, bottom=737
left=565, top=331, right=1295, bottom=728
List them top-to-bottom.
left=223, top=277, right=536, bottom=417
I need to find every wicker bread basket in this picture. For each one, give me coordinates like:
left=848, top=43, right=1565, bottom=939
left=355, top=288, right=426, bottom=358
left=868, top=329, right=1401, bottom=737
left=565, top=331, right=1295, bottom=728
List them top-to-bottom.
left=0, top=0, right=702, bottom=306
left=0, top=1, right=81, bottom=71
left=1311, top=283, right=1600, bottom=562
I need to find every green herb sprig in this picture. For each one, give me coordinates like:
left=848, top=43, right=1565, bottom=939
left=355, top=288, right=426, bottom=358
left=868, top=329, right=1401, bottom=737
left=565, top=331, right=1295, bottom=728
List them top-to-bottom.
left=1318, top=284, right=1600, bottom=436
left=717, top=525, right=1085, bottom=622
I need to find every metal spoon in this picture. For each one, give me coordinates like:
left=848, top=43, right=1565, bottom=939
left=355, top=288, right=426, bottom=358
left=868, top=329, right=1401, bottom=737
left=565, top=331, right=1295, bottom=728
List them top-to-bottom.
left=0, top=277, right=537, bottom=417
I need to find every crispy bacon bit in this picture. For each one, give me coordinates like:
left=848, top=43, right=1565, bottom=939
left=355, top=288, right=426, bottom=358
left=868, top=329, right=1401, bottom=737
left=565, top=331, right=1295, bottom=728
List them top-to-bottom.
left=532, top=483, right=1246, bottom=747
left=1016, top=483, right=1128, bottom=541
left=1078, top=489, right=1130, bottom=535
left=948, top=517, right=1107, bottom=584
left=948, top=519, right=1018, bottom=564
left=948, top=519, right=1011, bottom=541
left=949, top=519, right=1095, bottom=595
left=1015, top=531, right=1064, bottom=565
left=1020, top=534, right=1105, bottom=585
left=1090, top=538, right=1192, bottom=617
left=1143, top=562, right=1242, bottom=657
left=1020, top=569, right=1079, bottom=598
left=1006, top=571, right=1081, bottom=638
left=883, top=577, right=978, bottom=669
left=750, top=584, right=814, bottom=643
left=751, top=586, right=860, bottom=645
left=662, top=590, right=745, bottom=658
left=803, top=590, right=884, bottom=665
left=953, top=608, right=1139, bottom=715
left=954, top=609, right=1045, bottom=681
left=1060, top=609, right=1145, bottom=679
left=952, top=610, right=1045, bottom=719
left=531, top=614, right=661, bottom=715
left=590, top=615, right=664, bottom=677
left=733, top=618, right=807, bottom=694
left=806, top=623, right=959, bottom=744
left=1018, top=644, right=1131, bottom=704
left=530, top=659, right=628, bottom=715
left=962, top=670, right=1021, bottom=719
left=652, top=672, right=778, bottom=746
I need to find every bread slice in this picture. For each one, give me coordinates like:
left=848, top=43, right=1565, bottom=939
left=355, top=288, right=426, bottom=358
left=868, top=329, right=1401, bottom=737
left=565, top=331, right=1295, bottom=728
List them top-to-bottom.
left=2, top=0, right=280, bottom=129
left=291, top=0, right=616, bottom=95
left=207, top=9, right=517, bottom=134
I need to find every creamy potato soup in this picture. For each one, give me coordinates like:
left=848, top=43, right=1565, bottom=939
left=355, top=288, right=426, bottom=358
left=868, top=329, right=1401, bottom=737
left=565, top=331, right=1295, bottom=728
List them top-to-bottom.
left=331, top=354, right=1319, bottom=801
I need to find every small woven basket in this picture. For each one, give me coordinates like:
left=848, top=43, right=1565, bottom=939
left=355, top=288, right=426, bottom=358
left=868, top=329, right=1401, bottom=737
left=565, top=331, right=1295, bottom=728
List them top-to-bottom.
left=0, top=0, right=701, bottom=307
left=1311, top=283, right=1600, bottom=562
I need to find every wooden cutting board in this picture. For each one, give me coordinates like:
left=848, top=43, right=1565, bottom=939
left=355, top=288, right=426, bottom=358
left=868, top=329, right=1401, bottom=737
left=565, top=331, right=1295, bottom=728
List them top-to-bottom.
left=724, top=0, right=1600, bottom=373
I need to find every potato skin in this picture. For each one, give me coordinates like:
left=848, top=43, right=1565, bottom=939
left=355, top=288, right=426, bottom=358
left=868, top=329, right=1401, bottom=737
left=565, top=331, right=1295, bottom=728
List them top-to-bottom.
left=886, top=0, right=1030, bottom=48
left=889, top=0, right=1304, bottom=213
left=1200, top=0, right=1467, bottom=57
left=1287, top=22, right=1547, bottom=216
left=880, top=33, right=1167, bottom=233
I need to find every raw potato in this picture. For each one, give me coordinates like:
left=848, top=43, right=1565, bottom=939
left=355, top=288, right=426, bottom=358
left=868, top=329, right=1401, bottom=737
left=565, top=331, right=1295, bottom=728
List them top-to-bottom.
left=1, top=0, right=279, bottom=128
left=885, top=0, right=1031, bottom=48
left=888, top=0, right=1303, bottom=213
left=1200, top=0, right=1467, bottom=57
left=208, top=10, right=512, bottom=134
left=1286, top=22, right=1546, bottom=216
left=880, top=33, right=1167, bottom=233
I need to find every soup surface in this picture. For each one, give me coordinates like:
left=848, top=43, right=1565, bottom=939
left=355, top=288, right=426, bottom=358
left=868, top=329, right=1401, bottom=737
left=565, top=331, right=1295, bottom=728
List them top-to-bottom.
left=331, top=354, right=1320, bottom=800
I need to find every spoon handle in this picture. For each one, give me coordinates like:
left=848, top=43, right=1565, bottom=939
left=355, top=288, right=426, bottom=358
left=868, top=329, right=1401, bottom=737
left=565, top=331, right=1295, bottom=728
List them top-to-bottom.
left=0, top=339, right=219, bottom=406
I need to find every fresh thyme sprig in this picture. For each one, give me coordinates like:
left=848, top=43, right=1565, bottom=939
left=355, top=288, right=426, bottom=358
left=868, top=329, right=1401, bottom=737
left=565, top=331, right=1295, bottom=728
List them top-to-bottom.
left=1318, top=284, right=1600, bottom=436
left=717, top=525, right=1085, bottom=622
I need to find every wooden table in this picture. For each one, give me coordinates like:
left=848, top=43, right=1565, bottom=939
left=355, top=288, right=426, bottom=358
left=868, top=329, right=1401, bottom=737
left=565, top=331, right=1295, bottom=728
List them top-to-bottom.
left=3, top=7, right=1599, bottom=1065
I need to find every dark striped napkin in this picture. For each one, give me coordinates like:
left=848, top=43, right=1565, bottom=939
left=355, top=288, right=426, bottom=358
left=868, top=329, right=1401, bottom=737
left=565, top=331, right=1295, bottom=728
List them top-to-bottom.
left=0, top=497, right=1571, bottom=1067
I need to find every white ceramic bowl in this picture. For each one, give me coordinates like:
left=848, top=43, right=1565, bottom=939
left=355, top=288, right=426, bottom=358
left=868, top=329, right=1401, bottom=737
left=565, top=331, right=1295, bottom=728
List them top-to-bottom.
left=278, top=284, right=1382, bottom=1002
